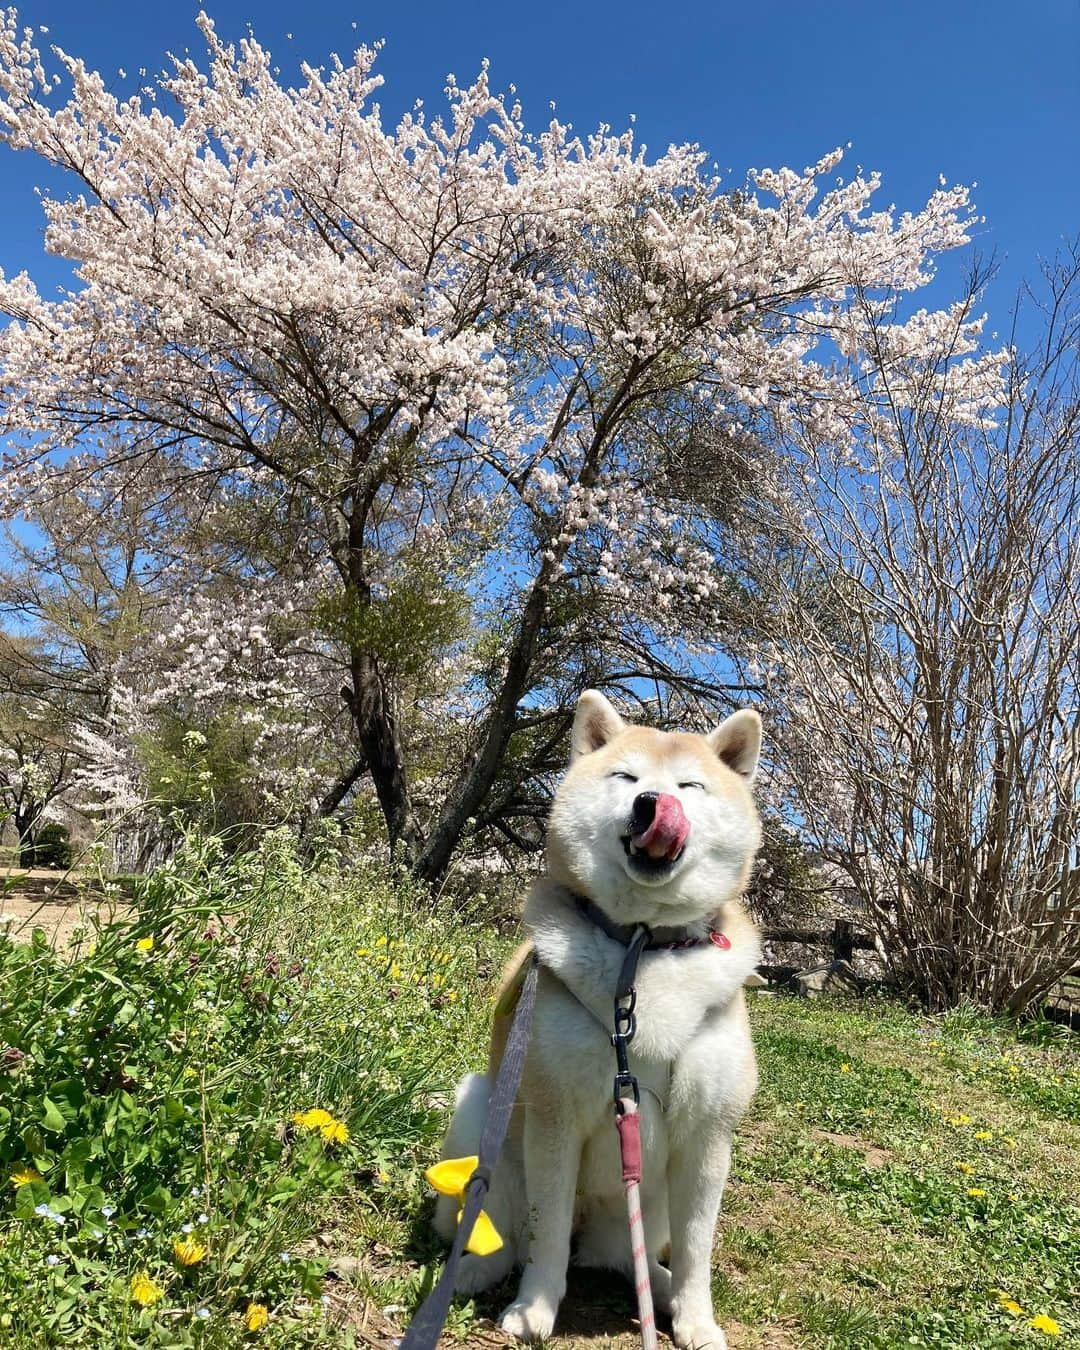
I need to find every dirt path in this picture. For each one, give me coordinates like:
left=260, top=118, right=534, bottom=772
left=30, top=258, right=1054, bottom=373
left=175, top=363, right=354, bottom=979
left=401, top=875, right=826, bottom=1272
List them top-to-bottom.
left=0, top=868, right=128, bottom=949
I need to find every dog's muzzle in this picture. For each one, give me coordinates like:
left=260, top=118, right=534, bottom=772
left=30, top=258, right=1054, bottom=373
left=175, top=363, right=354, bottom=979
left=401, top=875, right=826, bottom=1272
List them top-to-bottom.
left=627, top=791, right=690, bottom=863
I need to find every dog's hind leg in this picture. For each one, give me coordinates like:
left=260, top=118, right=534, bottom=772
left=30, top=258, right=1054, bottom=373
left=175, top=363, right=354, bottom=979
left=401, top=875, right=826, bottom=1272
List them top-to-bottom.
left=433, top=1073, right=519, bottom=1293
left=433, top=1073, right=489, bottom=1242
left=576, top=1193, right=673, bottom=1315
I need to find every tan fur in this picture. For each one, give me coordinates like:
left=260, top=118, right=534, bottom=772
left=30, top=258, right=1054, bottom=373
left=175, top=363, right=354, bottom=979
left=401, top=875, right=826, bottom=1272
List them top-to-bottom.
left=487, top=941, right=535, bottom=1079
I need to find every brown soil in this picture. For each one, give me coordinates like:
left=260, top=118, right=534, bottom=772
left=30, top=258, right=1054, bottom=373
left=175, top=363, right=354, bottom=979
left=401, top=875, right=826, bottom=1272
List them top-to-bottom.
left=0, top=868, right=128, bottom=950
left=813, top=1129, right=893, bottom=1169
left=328, top=1269, right=798, bottom=1349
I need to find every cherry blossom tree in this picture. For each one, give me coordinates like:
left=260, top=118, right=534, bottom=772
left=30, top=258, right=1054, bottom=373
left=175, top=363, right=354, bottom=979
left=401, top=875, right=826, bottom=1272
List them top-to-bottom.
left=0, top=9, right=982, bottom=880
left=738, top=252, right=1080, bottom=1013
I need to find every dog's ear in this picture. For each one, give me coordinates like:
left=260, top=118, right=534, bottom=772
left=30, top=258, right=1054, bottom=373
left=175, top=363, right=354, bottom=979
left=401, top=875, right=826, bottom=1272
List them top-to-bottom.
left=569, top=690, right=626, bottom=761
left=706, top=708, right=762, bottom=782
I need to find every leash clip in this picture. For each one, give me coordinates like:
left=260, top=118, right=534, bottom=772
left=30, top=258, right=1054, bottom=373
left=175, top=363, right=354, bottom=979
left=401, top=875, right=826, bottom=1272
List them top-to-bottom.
left=613, top=1070, right=640, bottom=1110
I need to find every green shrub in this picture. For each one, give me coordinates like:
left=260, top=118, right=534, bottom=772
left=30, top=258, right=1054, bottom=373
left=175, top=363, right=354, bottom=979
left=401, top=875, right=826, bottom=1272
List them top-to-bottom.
left=23, top=823, right=74, bottom=870
left=0, top=829, right=484, bottom=1347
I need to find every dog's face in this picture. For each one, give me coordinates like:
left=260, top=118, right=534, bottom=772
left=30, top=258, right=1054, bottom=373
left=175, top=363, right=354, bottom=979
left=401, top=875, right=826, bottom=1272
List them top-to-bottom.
left=546, top=691, right=763, bottom=926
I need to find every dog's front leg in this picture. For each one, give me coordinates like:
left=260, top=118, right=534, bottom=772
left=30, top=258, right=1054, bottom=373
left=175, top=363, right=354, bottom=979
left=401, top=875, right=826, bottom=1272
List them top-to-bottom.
left=499, top=1103, right=580, bottom=1342
left=666, top=1127, right=731, bottom=1350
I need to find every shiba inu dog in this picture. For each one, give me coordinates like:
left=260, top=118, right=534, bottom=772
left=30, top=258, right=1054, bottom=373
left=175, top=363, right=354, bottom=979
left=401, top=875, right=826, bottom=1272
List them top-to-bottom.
left=434, top=690, right=763, bottom=1348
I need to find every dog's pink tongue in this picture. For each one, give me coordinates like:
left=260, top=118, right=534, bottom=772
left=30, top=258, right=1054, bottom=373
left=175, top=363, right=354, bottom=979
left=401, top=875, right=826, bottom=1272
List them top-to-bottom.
left=632, top=793, right=691, bottom=861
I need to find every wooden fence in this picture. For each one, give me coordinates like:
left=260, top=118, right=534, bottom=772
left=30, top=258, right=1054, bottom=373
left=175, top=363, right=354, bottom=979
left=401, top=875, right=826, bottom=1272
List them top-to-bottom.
left=756, top=916, right=877, bottom=985
left=758, top=917, right=1080, bottom=1023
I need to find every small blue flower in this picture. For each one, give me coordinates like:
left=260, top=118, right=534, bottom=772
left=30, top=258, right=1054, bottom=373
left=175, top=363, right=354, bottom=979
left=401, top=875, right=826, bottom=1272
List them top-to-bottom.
left=101, top=1204, right=116, bottom=1219
left=197, top=1212, right=209, bottom=1224
left=181, top=1222, right=194, bottom=1234
left=136, top=1226, right=150, bottom=1238
left=279, top=1250, right=291, bottom=1263
left=45, top=1254, right=60, bottom=1267
left=195, top=1308, right=211, bottom=1320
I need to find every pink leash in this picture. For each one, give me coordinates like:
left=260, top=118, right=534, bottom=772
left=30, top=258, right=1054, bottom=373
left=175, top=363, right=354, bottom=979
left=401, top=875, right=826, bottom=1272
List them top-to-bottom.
left=610, top=923, right=659, bottom=1350
left=616, top=1099, right=658, bottom=1350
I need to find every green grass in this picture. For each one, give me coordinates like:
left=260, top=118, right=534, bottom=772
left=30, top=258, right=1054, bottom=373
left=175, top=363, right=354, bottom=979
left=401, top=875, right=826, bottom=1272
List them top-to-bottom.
left=0, top=829, right=493, bottom=1347
left=1, top=834, right=1077, bottom=1348
left=714, top=994, right=1080, bottom=1348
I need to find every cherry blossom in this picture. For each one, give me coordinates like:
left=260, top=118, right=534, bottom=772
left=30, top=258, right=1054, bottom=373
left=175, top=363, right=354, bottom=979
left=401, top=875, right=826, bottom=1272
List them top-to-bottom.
left=0, top=10, right=988, bottom=875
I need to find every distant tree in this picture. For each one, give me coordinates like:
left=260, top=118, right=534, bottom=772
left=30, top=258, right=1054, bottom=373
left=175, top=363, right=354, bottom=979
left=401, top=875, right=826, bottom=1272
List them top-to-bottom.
left=0, top=12, right=983, bottom=880
left=744, top=252, right=1080, bottom=1013
left=0, top=474, right=358, bottom=848
left=0, top=631, right=81, bottom=860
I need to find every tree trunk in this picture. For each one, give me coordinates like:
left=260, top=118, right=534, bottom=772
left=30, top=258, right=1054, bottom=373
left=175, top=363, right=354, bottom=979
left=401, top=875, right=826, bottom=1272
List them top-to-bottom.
left=411, top=558, right=559, bottom=883
left=348, top=651, right=423, bottom=863
left=14, top=802, right=38, bottom=866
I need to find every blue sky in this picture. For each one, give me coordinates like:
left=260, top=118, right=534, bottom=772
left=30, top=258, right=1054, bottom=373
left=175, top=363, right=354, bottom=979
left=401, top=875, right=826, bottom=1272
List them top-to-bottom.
left=2, top=0, right=1078, bottom=335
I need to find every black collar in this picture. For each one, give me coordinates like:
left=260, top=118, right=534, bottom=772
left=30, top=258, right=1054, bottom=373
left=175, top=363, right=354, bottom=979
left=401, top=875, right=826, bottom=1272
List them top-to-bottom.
left=573, top=893, right=728, bottom=952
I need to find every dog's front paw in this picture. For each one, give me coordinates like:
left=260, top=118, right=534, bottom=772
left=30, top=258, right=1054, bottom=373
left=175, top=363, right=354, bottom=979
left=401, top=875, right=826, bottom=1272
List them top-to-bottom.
left=500, top=1298, right=556, bottom=1342
left=672, top=1318, right=727, bottom=1350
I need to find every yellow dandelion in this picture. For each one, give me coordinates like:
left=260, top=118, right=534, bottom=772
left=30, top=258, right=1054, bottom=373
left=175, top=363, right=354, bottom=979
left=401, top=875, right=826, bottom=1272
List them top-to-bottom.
left=136, top=936, right=154, bottom=952
left=374, top=936, right=388, bottom=948
left=356, top=947, right=369, bottom=957
left=439, top=953, right=451, bottom=964
left=389, top=962, right=402, bottom=979
left=432, top=973, right=444, bottom=989
left=446, top=990, right=459, bottom=1002
left=839, top=1062, right=850, bottom=1073
left=1007, top=1064, right=1020, bottom=1076
left=292, top=1108, right=334, bottom=1131
left=947, top=1113, right=972, bottom=1127
left=319, top=1118, right=349, bottom=1145
left=974, top=1130, right=993, bottom=1141
left=1003, top=1136, right=1018, bottom=1149
left=954, top=1161, right=975, bottom=1175
left=10, top=1166, right=42, bottom=1188
left=377, top=1170, right=390, bottom=1184
left=966, top=1188, right=986, bottom=1198
left=173, top=1236, right=207, bottom=1266
left=130, top=1272, right=164, bottom=1307
left=996, top=1292, right=1024, bottom=1315
left=245, top=1303, right=269, bottom=1331
left=1029, top=1314, right=1061, bottom=1336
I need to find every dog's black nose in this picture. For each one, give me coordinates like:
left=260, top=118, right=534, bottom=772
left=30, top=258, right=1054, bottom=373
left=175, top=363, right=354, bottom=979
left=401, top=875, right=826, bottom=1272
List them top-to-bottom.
left=630, top=791, right=659, bottom=836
